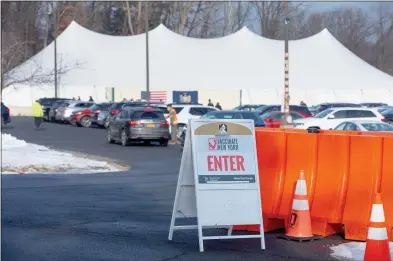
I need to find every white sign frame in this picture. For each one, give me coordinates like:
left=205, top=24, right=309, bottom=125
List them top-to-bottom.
left=168, top=119, right=265, bottom=252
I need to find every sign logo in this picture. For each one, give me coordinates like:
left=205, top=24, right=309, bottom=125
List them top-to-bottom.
left=218, top=124, right=228, bottom=135
left=208, top=138, right=217, bottom=150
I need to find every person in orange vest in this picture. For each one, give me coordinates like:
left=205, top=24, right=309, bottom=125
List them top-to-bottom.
left=166, top=104, right=178, bottom=145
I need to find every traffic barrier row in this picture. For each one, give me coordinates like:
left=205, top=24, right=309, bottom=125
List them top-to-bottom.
left=234, top=128, right=393, bottom=241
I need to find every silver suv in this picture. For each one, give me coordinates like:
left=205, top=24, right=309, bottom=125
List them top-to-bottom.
left=55, top=101, right=95, bottom=122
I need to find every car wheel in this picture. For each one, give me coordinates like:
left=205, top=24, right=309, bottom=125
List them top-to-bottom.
left=80, top=116, right=91, bottom=128
left=107, top=129, right=114, bottom=144
left=121, top=129, right=129, bottom=146
left=160, top=140, right=168, bottom=147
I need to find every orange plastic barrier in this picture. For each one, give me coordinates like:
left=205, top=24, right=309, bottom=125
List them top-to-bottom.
left=233, top=128, right=393, bottom=241
left=310, top=133, right=350, bottom=237
left=342, top=135, right=384, bottom=241
left=381, top=138, right=393, bottom=241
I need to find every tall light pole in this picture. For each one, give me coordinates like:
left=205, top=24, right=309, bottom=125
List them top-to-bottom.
left=280, top=0, right=293, bottom=128
left=53, top=1, right=58, bottom=98
left=145, top=2, right=150, bottom=102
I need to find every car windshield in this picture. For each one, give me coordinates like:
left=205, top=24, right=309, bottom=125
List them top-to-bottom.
left=89, top=104, right=99, bottom=110
left=255, top=105, right=269, bottom=114
left=314, top=109, right=334, bottom=118
left=260, top=111, right=276, bottom=121
left=202, top=112, right=235, bottom=119
left=361, top=123, right=393, bottom=132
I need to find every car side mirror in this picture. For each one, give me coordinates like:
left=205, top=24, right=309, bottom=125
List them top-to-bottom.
left=327, top=115, right=335, bottom=119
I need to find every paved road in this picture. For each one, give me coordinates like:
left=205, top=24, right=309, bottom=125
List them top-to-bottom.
left=2, top=117, right=339, bottom=261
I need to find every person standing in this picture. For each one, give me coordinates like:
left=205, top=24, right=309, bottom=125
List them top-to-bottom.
left=89, top=96, right=94, bottom=102
left=207, top=99, right=214, bottom=107
left=31, top=100, right=44, bottom=129
left=215, top=102, right=222, bottom=110
left=166, top=104, right=178, bottom=145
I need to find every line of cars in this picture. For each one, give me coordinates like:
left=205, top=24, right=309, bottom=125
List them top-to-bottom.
left=38, top=98, right=222, bottom=146
left=236, top=102, right=393, bottom=132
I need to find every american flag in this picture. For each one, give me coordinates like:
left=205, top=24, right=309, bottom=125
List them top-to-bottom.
left=141, top=91, right=167, bottom=103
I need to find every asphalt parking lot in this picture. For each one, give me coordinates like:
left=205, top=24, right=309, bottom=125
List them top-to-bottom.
left=2, top=117, right=340, bottom=261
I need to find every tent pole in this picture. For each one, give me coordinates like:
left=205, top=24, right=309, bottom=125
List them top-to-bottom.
left=280, top=0, right=293, bottom=128
left=53, top=1, right=58, bottom=99
left=145, top=2, right=150, bottom=102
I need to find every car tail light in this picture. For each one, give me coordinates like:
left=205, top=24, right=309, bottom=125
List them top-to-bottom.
left=6, top=108, right=10, bottom=113
left=111, top=109, right=120, bottom=115
left=144, top=109, right=153, bottom=112
left=381, top=118, right=387, bottom=122
left=128, top=120, right=141, bottom=126
left=160, top=121, right=169, bottom=127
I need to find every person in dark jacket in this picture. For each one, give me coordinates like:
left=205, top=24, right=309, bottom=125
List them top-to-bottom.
left=89, top=96, right=94, bottom=102
left=207, top=99, right=214, bottom=107
left=215, top=102, right=222, bottom=110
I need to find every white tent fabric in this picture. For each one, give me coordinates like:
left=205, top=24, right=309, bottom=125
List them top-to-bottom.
left=4, top=21, right=393, bottom=108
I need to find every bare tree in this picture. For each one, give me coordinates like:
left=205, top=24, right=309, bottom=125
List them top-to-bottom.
left=252, top=1, right=306, bottom=39
left=222, top=2, right=252, bottom=36
left=371, top=3, right=393, bottom=74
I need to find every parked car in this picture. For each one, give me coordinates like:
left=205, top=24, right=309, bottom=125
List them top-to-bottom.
left=38, top=98, right=69, bottom=121
left=48, top=99, right=72, bottom=121
left=55, top=101, right=95, bottom=123
left=1, top=102, right=11, bottom=125
left=360, top=102, right=388, bottom=108
left=70, top=103, right=113, bottom=128
left=91, top=103, right=113, bottom=128
left=311, top=103, right=361, bottom=115
left=171, top=104, right=218, bottom=133
left=233, top=104, right=264, bottom=111
left=255, top=105, right=312, bottom=118
left=107, top=107, right=170, bottom=146
left=293, top=108, right=384, bottom=130
left=382, top=108, right=393, bottom=124
left=201, top=110, right=266, bottom=127
left=260, top=111, right=304, bottom=128
left=334, top=120, right=393, bottom=132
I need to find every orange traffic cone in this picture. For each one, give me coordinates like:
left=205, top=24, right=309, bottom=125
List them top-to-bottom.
left=278, top=170, right=322, bottom=242
left=364, top=193, right=391, bottom=261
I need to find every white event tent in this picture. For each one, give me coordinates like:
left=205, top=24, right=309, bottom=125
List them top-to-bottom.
left=3, top=21, right=393, bottom=109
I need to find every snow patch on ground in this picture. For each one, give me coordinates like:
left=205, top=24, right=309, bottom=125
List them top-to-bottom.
left=1, top=133, right=124, bottom=174
left=330, top=242, right=393, bottom=260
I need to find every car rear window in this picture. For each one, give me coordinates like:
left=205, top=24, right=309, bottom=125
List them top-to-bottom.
left=61, top=102, right=70, bottom=107
left=150, top=106, right=169, bottom=113
left=133, top=111, right=165, bottom=119
left=202, top=112, right=235, bottom=119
